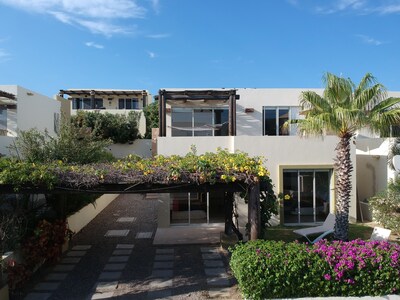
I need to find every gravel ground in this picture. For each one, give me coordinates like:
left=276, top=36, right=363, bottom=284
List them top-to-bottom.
left=10, top=194, right=241, bottom=300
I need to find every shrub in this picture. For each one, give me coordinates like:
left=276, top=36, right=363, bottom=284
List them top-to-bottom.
left=143, top=101, right=159, bottom=139
left=72, top=111, right=141, bottom=143
left=10, top=121, right=113, bottom=164
left=369, top=180, right=400, bottom=234
left=230, top=240, right=400, bottom=299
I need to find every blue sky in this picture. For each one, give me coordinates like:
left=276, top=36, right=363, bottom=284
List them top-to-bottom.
left=0, top=0, right=399, bottom=98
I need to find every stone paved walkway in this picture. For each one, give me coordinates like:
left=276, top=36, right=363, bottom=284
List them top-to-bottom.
left=10, top=194, right=241, bottom=300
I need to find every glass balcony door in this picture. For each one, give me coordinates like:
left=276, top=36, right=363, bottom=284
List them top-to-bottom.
left=283, top=169, right=331, bottom=224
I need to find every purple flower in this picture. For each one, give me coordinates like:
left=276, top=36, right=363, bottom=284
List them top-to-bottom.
left=324, top=274, right=331, bottom=280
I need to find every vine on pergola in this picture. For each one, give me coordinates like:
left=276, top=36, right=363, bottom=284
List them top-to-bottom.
left=0, top=148, right=270, bottom=191
left=0, top=148, right=275, bottom=240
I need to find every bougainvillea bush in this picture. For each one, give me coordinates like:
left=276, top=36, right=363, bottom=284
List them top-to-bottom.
left=230, top=239, right=400, bottom=299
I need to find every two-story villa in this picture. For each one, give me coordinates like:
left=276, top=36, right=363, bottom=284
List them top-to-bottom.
left=155, top=88, right=400, bottom=234
left=59, top=89, right=152, bottom=136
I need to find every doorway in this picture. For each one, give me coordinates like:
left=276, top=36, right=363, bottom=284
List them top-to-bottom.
left=283, top=169, right=332, bottom=224
left=170, top=192, right=224, bottom=225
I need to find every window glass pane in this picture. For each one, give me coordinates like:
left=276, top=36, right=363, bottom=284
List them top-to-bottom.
left=72, top=98, right=80, bottom=109
left=83, top=98, right=91, bottom=109
left=95, top=98, right=103, bottom=109
left=132, top=98, right=139, bottom=109
left=118, top=99, right=125, bottom=109
left=126, top=99, right=132, bottom=109
left=0, top=106, right=7, bottom=133
left=214, top=108, right=229, bottom=136
left=278, top=108, right=289, bottom=135
left=171, top=109, right=192, bottom=136
left=194, top=109, right=212, bottom=136
left=264, top=109, right=276, bottom=135
left=283, top=171, right=298, bottom=224
left=315, top=171, right=330, bottom=221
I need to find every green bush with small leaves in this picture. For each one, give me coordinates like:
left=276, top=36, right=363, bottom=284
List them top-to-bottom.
left=369, top=179, right=400, bottom=234
left=230, top=240, right=400, bottom=299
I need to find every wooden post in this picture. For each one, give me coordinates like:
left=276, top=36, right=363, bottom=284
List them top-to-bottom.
left=158, top=90, right=166, bottom=137
left=228, top=94, right=234, bottom=136
left=248, top=182, right=260, bottom=240
left=224, top=192, right=234, bottom=235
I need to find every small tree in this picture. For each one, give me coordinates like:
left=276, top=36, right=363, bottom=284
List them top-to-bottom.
left=143, top=101, right=159, bottom=139
left=10, top=119, right=113, bottom=164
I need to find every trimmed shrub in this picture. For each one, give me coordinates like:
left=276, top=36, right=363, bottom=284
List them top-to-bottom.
left=369, top=180, right=400, bottom=234
left=230, top=240, right=400, bottom=299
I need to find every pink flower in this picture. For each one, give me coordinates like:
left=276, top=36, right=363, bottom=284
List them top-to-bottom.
left=324, top=274, right=331, bottom=280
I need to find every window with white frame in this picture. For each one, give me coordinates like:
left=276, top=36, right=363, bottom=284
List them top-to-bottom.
left=263, top=107, right=290, bottom=136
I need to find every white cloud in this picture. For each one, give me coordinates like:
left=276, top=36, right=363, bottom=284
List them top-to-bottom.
left=0, top=0, right=150, bottom=36
left=148, top=0, right=160, bottom=14
left=315, top=0, right=400, bottom=15
left=376, top=4, right=400, bottom=14
left=77, top=19, right=134, bottom=37
left=147, top=33, right=170, bottom=39
left=356, top=34, right=384, bottom=46
left=85, top=41, right=104, bottom=49
left=0, top=49, right=10, bottom=62
left=147, top=51, right=156, bottom=58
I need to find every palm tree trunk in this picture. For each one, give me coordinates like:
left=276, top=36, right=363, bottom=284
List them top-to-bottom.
left=333, top=134, right=353, bottom=241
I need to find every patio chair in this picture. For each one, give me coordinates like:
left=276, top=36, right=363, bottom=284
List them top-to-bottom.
left=293, top=213, right=335, bottom=244
left=370, top=227, right=391, bottom=241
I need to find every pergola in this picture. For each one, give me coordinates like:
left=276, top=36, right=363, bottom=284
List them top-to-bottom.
left=59, top=89, right=149, bottom=107
left=158, top=89, right=239, bottom=137
left=0, top=90, right=16, bottom=100
left=0, top=180, right=261, bottom=241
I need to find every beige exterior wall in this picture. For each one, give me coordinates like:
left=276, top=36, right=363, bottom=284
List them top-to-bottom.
left=0, top=85, right=61, bottom=156
left=157, top=135, right=358, bottom=223
left=356, top=138, right=394, bottom=203
left=67, top=194, right=119, bottom=233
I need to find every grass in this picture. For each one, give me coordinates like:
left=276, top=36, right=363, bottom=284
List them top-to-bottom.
left=264, top=223, right=374, bottom=243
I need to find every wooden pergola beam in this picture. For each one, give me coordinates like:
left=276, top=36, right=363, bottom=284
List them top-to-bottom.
left=0, top=90, right=16, bottom=100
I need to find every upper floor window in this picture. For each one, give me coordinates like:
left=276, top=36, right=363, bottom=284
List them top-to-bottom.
left=72, top=98, right=103, bottom=109
left=119, top=98, right=139, bottom=110
left=0, top=106, right=7, bottom=135
left=263, top=107, right=290, bottom=136
left=171, top=108, right=229, bottom=137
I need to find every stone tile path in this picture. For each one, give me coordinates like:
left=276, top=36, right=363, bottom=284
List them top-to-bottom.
left=11, top=194, right=240, bottom=300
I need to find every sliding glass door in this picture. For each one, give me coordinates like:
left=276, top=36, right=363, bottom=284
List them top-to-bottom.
left=283, top=169, right=331, bottom=224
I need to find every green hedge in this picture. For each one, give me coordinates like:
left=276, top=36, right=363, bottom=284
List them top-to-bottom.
left=230, top=240, right=400, bottom=299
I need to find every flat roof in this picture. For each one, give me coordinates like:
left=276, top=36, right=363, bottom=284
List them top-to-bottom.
left=59, top=89, right=149, bottom=97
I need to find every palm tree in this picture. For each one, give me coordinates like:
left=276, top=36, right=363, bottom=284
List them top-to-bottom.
left=298, top=72, right=400, bottom=241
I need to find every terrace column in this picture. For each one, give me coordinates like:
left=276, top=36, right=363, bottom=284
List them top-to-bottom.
left=159, top=90, right=166, bottom=137
left=228, top=91, right=237, bottom=136
left=248, top=182, right=260, bottom=240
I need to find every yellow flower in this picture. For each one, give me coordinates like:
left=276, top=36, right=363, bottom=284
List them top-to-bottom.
left=221, top=174, right=227, bottom=180
left=284, top=194, right=291, bottom=200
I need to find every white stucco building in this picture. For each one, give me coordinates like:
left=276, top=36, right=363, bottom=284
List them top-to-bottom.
left=0, top=85, right=61, bottom=156
left=155, top=88, right=400, bottom=231
left=58, top=89, right=152, bottom=137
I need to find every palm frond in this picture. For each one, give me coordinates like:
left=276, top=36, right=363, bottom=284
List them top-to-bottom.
left=354, top=73, right=377, bottom=98
left=353, top=83, right=386, bottom=110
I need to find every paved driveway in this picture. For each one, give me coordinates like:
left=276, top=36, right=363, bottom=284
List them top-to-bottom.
left=11, top=194, right=240, bottom=300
